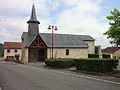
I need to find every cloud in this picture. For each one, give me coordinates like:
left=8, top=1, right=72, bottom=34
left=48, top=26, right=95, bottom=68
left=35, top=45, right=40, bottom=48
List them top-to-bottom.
left=0, top=0, right=112, bottom=48
left=0, top=0, right=60, bottom=16
left=56, top=0, right=111, bottom=48
left=0, top=16, right=52, bottom=43
left=0, top=17, right=27, bottom=43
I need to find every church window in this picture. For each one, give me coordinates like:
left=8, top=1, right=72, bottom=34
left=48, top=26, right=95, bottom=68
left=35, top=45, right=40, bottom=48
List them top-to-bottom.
left=66, top=49, right=69, bottom=55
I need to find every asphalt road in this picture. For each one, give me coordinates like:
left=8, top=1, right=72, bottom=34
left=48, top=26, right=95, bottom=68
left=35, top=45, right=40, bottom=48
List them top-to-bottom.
left=0, top=61, right=120, bottom=90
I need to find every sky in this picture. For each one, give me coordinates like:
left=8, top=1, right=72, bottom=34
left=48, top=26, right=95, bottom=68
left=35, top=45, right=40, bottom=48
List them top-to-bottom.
left=0, top=0, right=120, bottom=48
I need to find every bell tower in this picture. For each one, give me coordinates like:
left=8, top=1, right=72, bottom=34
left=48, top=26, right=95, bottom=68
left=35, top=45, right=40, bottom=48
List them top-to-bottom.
left=27, top=4, right=40, bottom=35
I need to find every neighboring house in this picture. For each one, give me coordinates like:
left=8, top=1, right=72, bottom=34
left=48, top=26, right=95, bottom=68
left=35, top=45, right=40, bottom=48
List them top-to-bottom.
left=21, top=4, right=95, bottom=63
left=4, top=42, right=22, bottom=60
left=102, top=47, right=120, bottom=59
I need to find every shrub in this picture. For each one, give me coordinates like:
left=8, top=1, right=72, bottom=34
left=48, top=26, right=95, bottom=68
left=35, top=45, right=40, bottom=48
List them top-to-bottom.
left=88, top=54, right=111, bottom=58
left=88, top=54, right=99, bottom=58
left=102, top=54, right=111, bottom=58
left=45, top=58, right=75, bottom=68
left=75, top=58, right=119, bottom=72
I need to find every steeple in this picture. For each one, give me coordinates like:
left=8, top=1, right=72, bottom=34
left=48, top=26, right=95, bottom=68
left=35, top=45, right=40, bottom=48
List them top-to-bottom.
left=27, top=4, right=40, bottom=35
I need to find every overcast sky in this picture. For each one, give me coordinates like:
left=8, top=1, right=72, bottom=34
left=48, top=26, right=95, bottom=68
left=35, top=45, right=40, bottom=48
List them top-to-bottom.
left=0, top=0, right=120, bottom=48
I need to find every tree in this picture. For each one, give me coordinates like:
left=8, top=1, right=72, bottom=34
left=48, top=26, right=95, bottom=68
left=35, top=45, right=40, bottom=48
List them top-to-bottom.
left=104, top=8, right=120, bottom=46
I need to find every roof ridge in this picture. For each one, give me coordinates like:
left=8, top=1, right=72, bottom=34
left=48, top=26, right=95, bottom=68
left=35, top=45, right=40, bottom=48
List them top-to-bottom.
left=39, top=33, right=91, bottom=36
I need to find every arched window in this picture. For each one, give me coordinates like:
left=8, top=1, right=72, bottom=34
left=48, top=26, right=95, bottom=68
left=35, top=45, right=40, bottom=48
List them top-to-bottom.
left=66, top=49, right=69, bottom=55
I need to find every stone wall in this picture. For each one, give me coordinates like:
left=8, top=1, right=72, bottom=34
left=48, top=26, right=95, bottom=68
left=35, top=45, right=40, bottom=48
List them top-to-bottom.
left=84, top=41, right=95, bottom=54
left=21, top=48, right=28, bottom=63
left=47, top=48, right=88, bottom=59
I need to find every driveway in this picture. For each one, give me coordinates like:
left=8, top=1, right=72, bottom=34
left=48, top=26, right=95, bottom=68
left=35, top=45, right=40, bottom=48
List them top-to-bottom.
left=0, top=61, right=120, bottom=90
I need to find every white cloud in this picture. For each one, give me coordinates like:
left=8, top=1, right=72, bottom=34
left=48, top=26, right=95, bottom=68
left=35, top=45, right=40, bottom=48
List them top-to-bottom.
left=0, top=0, right=112, bottom=48
left=0, top=0, right=60, bottom=16
left=56, top=0, right=111, bottom=48
left=0, top=16, right=52, bottom=43
left=0, top=17, right=27, bottom=43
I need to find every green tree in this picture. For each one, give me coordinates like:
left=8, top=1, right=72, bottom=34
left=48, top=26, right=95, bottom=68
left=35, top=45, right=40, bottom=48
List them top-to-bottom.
left=104, top=8, right=120, bottom=46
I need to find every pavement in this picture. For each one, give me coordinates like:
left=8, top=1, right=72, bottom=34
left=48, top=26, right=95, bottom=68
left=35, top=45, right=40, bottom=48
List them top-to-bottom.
left=0, top=58, right=120, bottom=90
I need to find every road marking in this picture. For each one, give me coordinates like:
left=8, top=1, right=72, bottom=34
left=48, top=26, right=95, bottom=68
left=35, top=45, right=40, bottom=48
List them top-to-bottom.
left=18, top=64, right=120, bottom=85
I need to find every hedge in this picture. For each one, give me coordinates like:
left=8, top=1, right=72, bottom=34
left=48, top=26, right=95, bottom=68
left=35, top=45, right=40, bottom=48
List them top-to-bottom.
left=88, top=54, right=111, bottom=58
left=88, top=54, right=99, bottom=58
left=45, top=58, right=75, bottom=68
left=74, top=58, right=119, bottom=72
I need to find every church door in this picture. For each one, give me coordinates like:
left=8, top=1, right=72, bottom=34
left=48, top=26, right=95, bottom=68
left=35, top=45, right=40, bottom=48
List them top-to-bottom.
left=29, top=35, right=47, bottom=62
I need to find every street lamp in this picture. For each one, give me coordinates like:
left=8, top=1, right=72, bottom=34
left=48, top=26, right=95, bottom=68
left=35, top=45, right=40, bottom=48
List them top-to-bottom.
left=48, top=25, right=58, bottom=58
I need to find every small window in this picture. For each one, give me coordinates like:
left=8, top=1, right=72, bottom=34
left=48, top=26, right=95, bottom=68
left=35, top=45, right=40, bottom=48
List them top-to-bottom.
left=7, top=49, right=10, bottom=53
left=14, top=49, right=17, bottom=53
left=66, top=49, right=69, bottom=55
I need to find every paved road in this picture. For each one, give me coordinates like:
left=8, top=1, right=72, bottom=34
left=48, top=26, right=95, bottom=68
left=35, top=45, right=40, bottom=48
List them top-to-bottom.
left=0, top=61, right=120, bottom=90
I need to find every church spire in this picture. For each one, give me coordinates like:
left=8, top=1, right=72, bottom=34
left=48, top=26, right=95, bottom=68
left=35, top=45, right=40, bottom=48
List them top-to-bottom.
left=27, top=4, right=40, bottom=35
left=27, top=4, right=40, bottom=24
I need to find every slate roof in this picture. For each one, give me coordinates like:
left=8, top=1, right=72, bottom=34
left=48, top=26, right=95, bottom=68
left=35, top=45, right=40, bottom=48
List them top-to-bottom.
left=27, top=4, right=40, bottom=24
left=22, top=32, right=94, bottom=48
left=4, top=42, right=22, bottom=49
left=102, top=47, right=120, bottom=53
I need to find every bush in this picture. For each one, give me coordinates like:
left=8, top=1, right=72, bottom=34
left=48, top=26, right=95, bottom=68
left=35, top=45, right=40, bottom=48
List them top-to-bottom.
left=88, top=54, right=111, bottom=58
left=88, top=54, right=99, bottom=58
left=102, top=54, right=111, bottom=58
left=45, top=58, right=75, bottom=68
left=75, top=58, right=119, bottom=72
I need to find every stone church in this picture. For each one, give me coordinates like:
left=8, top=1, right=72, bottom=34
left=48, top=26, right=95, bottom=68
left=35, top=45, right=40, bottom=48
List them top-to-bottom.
left=21, top=4, right=95, bottom=63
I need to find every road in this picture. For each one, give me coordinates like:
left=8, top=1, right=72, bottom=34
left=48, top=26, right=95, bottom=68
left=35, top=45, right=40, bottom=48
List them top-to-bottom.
left=0, top=61, right=120, bottom=90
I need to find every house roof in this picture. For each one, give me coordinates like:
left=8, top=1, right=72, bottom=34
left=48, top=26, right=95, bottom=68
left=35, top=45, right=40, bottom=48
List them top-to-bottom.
left=21, top=32, right=95, bottom=48
left=4, top=42, right=22, bottom=49
left=102, top=47, right=120, bottom=53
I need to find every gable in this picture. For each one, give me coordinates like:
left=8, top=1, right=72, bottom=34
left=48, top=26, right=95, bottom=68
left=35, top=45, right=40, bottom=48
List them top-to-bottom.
left=29, top=35, right=47, bottom=48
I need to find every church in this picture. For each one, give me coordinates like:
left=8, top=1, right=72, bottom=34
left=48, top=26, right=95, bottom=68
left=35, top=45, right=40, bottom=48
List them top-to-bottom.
left=21, top=4, right=95, bottom=63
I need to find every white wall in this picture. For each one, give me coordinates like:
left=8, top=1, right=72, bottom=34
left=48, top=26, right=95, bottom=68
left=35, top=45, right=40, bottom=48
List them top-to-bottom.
left=84, top=41, right=95, bottom=54
left=47, top=48, right=88, bottom=59
left=4, top=49, right=21, bottom=60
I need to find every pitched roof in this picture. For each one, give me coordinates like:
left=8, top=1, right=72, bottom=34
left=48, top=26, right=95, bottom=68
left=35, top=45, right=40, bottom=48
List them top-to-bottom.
left=22, top=32, right=94, bottom=48
left=4, top=42, right=22, bottom=49
left=102, top=47, right=120, bottom=53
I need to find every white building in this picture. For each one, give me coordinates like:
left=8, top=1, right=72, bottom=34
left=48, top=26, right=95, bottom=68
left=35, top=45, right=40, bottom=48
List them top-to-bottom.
left=4, top=42, right=22, bottom=60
